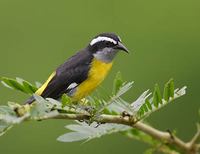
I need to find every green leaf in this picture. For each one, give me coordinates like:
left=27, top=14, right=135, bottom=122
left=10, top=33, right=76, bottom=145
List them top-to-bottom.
left=112, top=72, right=123, bottom=95
left=1, top=77, right=38, bottom=95
left=1, top=77, right=25, bottom=92
left=163, top=79, right=174, bottom=101
left=169, top=79, right=175, bottom=98
left=23, top=80, right=37, bottom=94
left=97, top=80, right=134, bottom=114
left=116, top=81, right=134, bottom=97
left=163, top=82, right=170, bottom=101
left=137, top=83, right=186, bottom=120
left=152, top=84, right=162, bottom=107
left=131, top=90, right=151, bottom=114
left=61, top=94, right=72, bottom=107
left=30, top=95, right=49, bottom=117
left=31, top=95, right=59, bottom=119
left=107, top=98, right=131, bottom=114
left=145, top=99, right=152, bottom=110
left=0, top=102, right=30, bottom=136
left=138, top=104, right=149, bottom=117
left=144, top=104, right=148, bottom=112
left=0, top=105, right=16, bottom=115
left=139, top=108, right=145, bottom=117
left=58, top=122, right=130, bottom=143
left=65, top=124, right=97, bottom=134
left=57, top=132, right=89, bottom=142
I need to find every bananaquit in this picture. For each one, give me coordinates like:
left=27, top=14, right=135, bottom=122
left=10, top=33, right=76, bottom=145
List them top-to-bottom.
left=25, top=32, right=129, bottom=104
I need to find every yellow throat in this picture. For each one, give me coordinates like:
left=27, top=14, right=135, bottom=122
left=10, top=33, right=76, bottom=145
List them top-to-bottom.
left=72, top=58, right=113, bottom=100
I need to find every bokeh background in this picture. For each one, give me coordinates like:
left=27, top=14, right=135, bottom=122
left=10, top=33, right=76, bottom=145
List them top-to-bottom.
left=0, top=0, right=199, bottom=153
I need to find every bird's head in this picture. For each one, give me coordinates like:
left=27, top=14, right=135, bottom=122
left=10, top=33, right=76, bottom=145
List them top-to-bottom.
left=88, top=33, right=129, bottom=62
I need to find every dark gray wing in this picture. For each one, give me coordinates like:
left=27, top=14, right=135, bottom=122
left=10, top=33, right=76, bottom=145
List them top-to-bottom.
left=40, top=49, right=93, bottom=99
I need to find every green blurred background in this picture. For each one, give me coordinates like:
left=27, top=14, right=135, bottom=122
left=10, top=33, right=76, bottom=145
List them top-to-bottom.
left=0, top=0, right=199, bottom=153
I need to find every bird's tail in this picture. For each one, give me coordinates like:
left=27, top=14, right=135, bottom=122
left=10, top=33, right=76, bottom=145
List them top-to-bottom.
left=24, top=96, right=35, bottom=104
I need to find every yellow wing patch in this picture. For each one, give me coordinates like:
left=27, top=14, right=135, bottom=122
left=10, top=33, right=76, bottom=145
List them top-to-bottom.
left=72, top=58, right=113, bottom=100
left=35, top=71, right=56, bottom=95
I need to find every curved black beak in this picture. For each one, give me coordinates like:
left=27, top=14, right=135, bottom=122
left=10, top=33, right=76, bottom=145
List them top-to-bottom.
left=115, top=42, right=129, bottom=53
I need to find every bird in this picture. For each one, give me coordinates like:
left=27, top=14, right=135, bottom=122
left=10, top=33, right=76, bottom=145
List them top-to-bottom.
left=25, top=32, right=129, bottom=104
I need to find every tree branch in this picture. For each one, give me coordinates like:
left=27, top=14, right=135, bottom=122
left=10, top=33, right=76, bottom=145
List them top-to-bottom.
left=37, top=113, right=199, bottom=154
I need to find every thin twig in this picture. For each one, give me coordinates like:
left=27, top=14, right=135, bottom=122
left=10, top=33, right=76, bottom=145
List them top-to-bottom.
left=185, top=123, right=200, bottom=153
left=188, top=123, right=200, bottom=146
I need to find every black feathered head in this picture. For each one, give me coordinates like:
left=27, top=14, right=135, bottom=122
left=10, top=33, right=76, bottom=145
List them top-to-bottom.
left=88, top=32, right=129, bottom=53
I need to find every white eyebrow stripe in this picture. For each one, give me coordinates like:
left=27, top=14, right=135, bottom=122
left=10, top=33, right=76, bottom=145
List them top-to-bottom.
left=90, top=36, right=117, bottom=46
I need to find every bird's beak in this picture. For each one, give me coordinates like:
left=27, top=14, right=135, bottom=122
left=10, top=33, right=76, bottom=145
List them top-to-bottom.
left=115, top=42, right=129, bottom=53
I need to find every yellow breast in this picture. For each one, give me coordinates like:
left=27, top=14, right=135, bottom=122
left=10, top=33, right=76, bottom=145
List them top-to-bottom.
left=72, top=58, right=113, bottom=100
